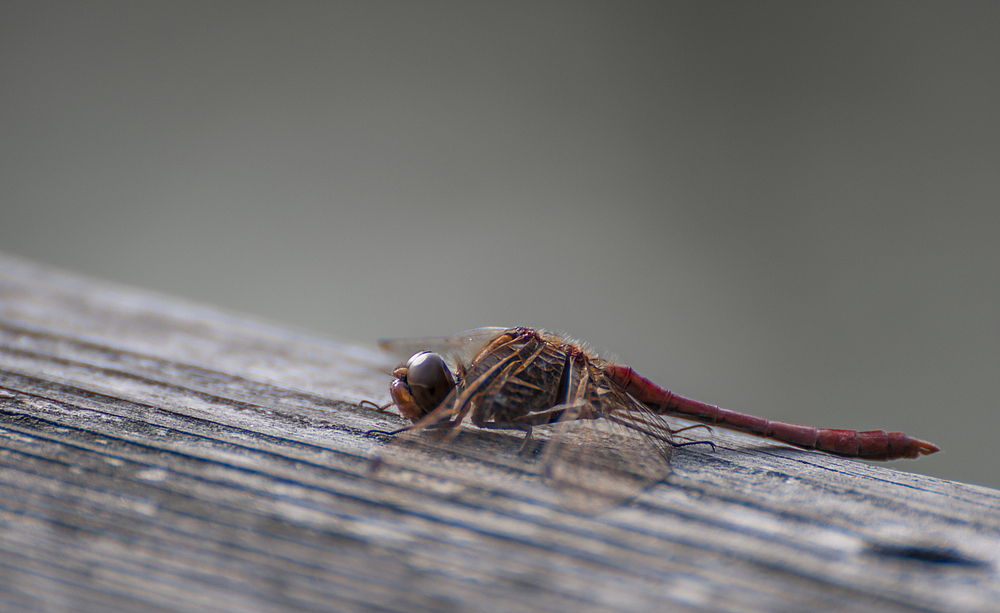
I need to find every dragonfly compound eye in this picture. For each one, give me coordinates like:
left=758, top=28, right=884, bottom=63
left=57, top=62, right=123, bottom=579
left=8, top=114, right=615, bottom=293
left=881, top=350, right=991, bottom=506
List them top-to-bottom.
left=405, top=351, right=455, bottom=413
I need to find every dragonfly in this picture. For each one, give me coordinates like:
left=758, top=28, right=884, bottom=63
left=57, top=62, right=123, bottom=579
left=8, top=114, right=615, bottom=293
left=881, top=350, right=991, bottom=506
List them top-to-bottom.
left=373, top=327, right=939, bottom=506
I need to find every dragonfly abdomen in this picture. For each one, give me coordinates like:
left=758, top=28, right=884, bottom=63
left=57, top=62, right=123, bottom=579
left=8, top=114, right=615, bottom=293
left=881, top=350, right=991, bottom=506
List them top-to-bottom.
left=604, top=363, right=939, bottom=461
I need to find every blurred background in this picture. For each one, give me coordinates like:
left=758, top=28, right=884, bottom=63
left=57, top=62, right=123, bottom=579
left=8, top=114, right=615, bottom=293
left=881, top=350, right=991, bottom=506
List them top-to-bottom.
left=2, top=1, right=997, bottom=488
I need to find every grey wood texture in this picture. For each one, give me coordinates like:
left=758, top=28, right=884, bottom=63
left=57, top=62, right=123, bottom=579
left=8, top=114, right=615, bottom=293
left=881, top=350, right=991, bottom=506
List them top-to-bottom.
left=0, top=254, right=996, bottom=613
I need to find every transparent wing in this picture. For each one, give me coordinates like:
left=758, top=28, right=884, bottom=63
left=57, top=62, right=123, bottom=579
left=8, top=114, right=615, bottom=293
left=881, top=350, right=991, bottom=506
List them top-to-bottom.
left=378, top=327, right=509, bottom=370
left=374, top=329, right=535, bottom=465
left=375, top=330, right=676, bottom=512
left=369, top=349, right=546, bottom=501
left=541, top=368, right=675, bottom=511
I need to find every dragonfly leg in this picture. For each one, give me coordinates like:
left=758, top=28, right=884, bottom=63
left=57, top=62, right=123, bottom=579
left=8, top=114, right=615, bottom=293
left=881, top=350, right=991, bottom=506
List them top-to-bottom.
left=357, top=399, right=393, bottom=412
left=603, top=412, right=717, bottom=452
left=366, top=419, right=461, bottom=437
left=470, top=420, right=538, bottom=454
left=669, top=423, right=717, bottom=450
left=672, top=423, right=714, bottom=436
left=516, top=425, right=535, bottom=455
left=366, top=426, right=412, bottom=437
left=672, top=439, right=717, bottom=451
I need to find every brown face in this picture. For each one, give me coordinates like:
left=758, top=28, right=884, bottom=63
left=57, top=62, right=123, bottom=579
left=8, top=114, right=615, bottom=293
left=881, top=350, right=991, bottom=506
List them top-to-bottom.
left=389, top=351, right=456, bottom=423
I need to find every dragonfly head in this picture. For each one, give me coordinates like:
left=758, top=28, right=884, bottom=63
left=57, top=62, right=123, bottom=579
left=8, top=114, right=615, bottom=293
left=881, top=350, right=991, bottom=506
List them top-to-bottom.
left=389, top=351, right=456, bottom=422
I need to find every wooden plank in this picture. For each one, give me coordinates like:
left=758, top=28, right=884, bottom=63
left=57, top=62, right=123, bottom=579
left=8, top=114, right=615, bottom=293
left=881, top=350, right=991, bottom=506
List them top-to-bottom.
left=0, top=253, right=997, bottom=613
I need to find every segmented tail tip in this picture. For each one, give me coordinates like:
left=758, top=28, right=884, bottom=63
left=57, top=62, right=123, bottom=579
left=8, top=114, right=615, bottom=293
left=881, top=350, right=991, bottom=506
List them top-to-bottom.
left=913, top=438, right=941, bottom=456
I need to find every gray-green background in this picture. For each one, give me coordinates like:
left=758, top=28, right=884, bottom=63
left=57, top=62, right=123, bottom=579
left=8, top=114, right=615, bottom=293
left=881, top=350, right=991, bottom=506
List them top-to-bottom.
left=3, top=2, right=997, bottom=489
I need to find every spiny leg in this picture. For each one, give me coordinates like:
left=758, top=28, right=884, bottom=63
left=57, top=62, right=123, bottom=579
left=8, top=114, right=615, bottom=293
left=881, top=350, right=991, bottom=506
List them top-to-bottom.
left=605, top=412, right=717, bottom=452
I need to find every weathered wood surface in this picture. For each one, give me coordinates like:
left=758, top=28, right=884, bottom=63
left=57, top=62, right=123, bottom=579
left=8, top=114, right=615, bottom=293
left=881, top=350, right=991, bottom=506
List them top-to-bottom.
left=0, top=253, right=997, bottom=613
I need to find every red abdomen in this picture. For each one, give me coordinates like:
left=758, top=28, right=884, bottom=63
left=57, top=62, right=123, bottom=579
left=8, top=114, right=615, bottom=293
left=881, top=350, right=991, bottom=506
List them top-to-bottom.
left=604, top=364, right=939, bottom=460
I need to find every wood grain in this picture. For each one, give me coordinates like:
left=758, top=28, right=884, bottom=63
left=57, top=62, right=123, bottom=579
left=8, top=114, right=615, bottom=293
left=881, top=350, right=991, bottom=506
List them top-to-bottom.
left=0, top=254, right=997, bottom=613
